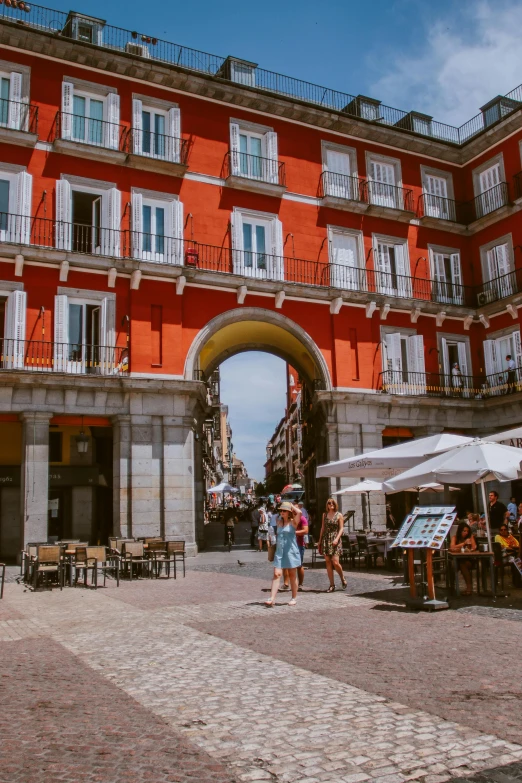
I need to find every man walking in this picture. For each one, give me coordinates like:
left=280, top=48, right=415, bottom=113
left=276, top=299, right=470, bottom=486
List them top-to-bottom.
left=489, top=490, right=508, bottom=531
left=250, top=504, right=261, bottom=548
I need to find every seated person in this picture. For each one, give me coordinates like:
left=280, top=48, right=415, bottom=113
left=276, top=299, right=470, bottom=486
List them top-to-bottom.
left=469, top=513, right=487, bottom=538
left=449, top=521, right=477, bottom=596
left=495, top=524, right=519, bottom=558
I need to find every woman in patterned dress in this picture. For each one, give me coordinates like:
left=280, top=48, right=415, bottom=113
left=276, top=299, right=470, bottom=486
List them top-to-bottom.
left=318, top=497, right=347, bottom=592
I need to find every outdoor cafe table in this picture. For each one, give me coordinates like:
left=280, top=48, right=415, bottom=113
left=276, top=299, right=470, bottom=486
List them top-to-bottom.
left=348, top=534, right=396, bottom=566
left=447, top=551, right=496, bottom=598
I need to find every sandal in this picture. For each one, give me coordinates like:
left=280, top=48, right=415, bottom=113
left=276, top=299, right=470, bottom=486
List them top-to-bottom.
left=341, top=580, right=347, bottom=589
left=326, top=585, right=335, bottom=593
left=288, top=598, right=297, bottom=606
left=265, top=599, right=275, bottom=607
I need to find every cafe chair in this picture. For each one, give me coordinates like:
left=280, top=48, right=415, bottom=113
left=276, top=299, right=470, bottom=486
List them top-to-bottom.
left=355, top=534, right=379, bottom=568
left=167, top=540, right=186, bottom=577
left=121, top=541, right=150, bottom=580
left=32, top=545, right=63, bottom=591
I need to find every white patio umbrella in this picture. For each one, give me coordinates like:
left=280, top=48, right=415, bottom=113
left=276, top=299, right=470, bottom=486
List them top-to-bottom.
left=487, top=426, right=522, bottom=444
left=316, top=433, right=473, bottom=479
left=383, top=439, right=522, bottom=550
left=333, top=479, right=445, bottom=530
left=206, top=482, right=239, bottom=494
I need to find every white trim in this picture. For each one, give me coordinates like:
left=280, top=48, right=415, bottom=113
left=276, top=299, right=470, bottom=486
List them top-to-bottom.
left=64, top=75, right=117, bottom=96
left=133, top=92, right=179, bottom=112
left=230, top=116, right=273, bottom=133
left=185, top=171, right=226, bottom=186
left=61, top=173, right=117, bottom=191
left=131, top=186, right=180, bottom=202
left=283, top=191, right=320, bottom=205
left=57, top=286, right=116, bottom=302
left=129, top=372, right=185, bottom=380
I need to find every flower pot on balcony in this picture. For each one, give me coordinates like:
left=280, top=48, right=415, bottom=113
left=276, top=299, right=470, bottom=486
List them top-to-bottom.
left=185, top=248, right=199, bottom=267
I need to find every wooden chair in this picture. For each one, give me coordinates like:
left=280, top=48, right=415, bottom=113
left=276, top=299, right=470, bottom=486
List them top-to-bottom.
left=355, top=534, right=379, bottom=568
left=340, top=535, right=355, bottom=567
left=147, top=540, right=168, bottom=578
left=167, top=540, right=186, bottom=577
left=121, top=541, right=150, bottom=580
left=33, top=545, right=63, bottom=590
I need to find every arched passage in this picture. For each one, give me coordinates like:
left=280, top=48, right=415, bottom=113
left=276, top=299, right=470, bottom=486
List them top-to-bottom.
left=184, top=307, right=332, bottom=389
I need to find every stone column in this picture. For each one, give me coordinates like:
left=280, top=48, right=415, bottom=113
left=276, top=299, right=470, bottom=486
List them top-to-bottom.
left=19, top=412, right=52, bottom=548
left=112, top=415, right=131, bottom=537
left=130, top=415, right=163, bottom=539
left=163, top=415, right=197, bottom=556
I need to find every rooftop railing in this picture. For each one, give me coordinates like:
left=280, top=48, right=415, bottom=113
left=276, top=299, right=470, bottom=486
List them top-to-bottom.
left=1, top=2, right=521, bottom=147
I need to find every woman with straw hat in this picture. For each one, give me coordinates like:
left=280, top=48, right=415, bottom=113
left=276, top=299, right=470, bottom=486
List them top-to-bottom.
left=265, top=501, right=302, bottom=607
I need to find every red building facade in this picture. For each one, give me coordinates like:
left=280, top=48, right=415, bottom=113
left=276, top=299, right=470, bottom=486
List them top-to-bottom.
left=1, top=6, right=522, bottom=555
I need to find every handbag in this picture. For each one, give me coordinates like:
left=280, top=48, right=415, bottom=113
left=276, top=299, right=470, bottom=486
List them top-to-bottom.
left=268, top=542, right=276, bottom=562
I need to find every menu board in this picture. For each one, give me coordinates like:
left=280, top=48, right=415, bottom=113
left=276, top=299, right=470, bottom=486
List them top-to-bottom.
left=391, top=505, right=457, bottom=550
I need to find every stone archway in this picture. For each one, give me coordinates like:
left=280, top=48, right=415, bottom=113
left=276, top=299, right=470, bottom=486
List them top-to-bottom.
left=184, top=307, right=332, bottom=390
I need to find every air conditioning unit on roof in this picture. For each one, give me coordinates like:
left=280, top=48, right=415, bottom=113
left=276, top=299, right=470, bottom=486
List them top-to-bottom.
left=125, top=42, right=151, bottom=58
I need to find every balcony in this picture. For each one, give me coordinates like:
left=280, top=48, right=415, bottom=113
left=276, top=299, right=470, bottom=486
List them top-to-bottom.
left=0, top=98, right=38, bottom=147
left=51, top=111, right=127, bottom=164
left=125, top=129, right=189, bottom=176
left=223, top=151, right=286, bottom=197
left=318, top=171, right=366, bottom=213
left=513, top=171, right=522, bottom=202
left=364, top=181, right=414, bottom=220
left=466, top=182, right=510, bottom=226
left=417, top=193, right=467, bottom=229
left=475, top=267, right=522, bottom=307
left=0, top=338, right=128, bottom=375
left=379, top=369, right=522, bottom=399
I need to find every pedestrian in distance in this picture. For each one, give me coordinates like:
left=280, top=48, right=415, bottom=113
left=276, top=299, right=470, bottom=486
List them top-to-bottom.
left=506, top=354, right=517, bottom=394
left=318, top=497, right=347, bottom=592
left=265, top=502, right=302, bottom=607
left=250, top=504, right=261, bottom=548
left=257, top=505, right=270, bottom=551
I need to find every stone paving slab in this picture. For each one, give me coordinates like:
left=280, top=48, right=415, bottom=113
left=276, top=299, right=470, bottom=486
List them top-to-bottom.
left=0, top=636, right=239, bottom=783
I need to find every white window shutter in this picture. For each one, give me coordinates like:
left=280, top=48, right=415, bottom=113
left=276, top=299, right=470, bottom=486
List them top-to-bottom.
left=9, top=71, right=22, bottom=130
left=61, top=81, right=74, bottom=139
left=106, top=93, right=120, bottom=150
left=132, top=98, right=142, bottom=154
left=168, top=107, right=181, bottom=163
left=230, top=122, right=240, bottom=175
left=265, top=131, right=279, bottom=184
left=14, top=171, right=32, bottom=245
left=55, top=179, right=72, bottom=250
left=102, top=188, right=121, bottom=256
left=131, top=192, right=143, bottom=259
left=169, top=199, right=184, bottom=265
left=230, top=211, right=243, bottom=273
left=270, top=217, right=284, bottom=281
left=375, top=242, right=389, bottom=273
left=393, top=243, right=410, bottom=297
left=495, top=244, right=510, bottom=277
left=432, top=252, right=446, bottom=282
left=450, top=253, right=462, bottom=285
left=5, top=290, right=26, bottom=368
left=54, top=294, right=69, bottom=372
left=100, top=296, right=116, bottom=373
left=513, top=330, right=522, bottom=369
left=385, top=333, right=402, bottom=373
left=407, top=335, right=425, bottom=394
left=440, top=337, right=449, bottom=376
left=483, top=340, right=496, bottom=377
left=457, top=341, right=468, bottom=377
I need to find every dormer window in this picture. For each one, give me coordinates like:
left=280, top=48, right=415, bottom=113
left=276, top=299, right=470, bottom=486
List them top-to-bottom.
left=62, top=12, right=105, bottom=47
left=217, top=56, right=257, bottom=87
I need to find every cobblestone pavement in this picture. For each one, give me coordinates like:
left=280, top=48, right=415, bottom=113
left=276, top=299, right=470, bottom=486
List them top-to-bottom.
left=1, top=557, right=522, bottom=783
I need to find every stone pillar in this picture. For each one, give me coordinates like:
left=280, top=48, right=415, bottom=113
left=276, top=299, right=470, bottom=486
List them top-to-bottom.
left=19, top=412, right=52, bottom=548
left=112, top=415, right=131, bottom=537
left=130, top=415, right=163, bottom=539
left=163, top=415, right=197, bottom=556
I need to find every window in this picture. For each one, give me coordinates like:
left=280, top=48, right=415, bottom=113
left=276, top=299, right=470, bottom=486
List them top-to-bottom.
left=0, top=61, right=27, bottom=131
left=61, top=81, right=120, bottom=150
left=132, top=97, right=181, bottom=162
left=230, top=120, right=278, bottom=183
left=322, top=143, right=358, bottom=201
left=366, top=154, right=402, bottom=209
left=473, top=156, right=506, bottom=217
left=0, top=167, right=32, bottom=244
left=421, top=167, right=455, bottom=220
left=55, top=178, right=121, bottom=257
left=131, top=190, right=183, bottom=265
left=231, top=208, right=283, bottom=280
left=328, top=228, right=363, bottom=290
left=373, top=236, right=410, bottom=297
left=480, top=236, right=514, bottom=301
left=429, top=247, right=463, bottom=304
left=0, top=287, right=26, bottom=369
left=54, top=289, right=115, bottom=374
left=484, top=330, right=522, bottom=393
left=382, top=331, right=426, bottom=395
left=438, top=334, right=471, bottom=397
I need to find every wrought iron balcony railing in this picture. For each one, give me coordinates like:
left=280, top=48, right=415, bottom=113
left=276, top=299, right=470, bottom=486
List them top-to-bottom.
left=1, top=2, right=522, bottom=146
left=0, top=97, right=38, bottom=133
left=52, top=111, right=126, bottom=151
left=124, top=128, right=188, bottom=164
left=223, top=151, right=285, bottom=187
left=319, top=171, right=364, bottom=202
left=364, top=181, right=414, bottom=212
left=466, top=182, right=510, bottom=222
left=417, top=193, right=467, bottom=224
left=475, top=266, right=522, bottom=306
left=0, top=338, right=128, bottom=375
left=379, top=368, right=522, bottom=398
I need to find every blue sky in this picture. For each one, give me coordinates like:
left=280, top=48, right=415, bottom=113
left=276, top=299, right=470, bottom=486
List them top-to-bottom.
left=50, top=0, right=522, bottom=478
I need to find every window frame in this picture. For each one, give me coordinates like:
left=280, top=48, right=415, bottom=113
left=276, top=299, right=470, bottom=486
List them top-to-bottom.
left=472, top=152, right=506, bottom=198
left=327, top=225, right=364, bottom=290
left=479, top=233, right=514, bottom=283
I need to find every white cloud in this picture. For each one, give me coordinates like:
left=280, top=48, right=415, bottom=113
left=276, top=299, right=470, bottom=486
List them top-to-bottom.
left=370, top=1, right=522, bottom=126
left=219, top=352, right=287, bottom=481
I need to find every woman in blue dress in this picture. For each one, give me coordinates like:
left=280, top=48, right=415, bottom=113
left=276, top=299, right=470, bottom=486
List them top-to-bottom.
left=265, top=501, right=302, bottom=607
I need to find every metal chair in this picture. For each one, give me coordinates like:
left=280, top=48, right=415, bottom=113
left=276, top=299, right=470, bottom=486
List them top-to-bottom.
left=355, top=534, right=379, bottom=568
left=340, top=535, right=355, bottom=567
left=147, top=540, right=169, bottom=578
left=167, top=540, right=186, bottom=577
left=121, top=541, right=150, bottom=580
left=32, top=545, right=63, bottom=590
left=74, top=546, right=119, bottom=588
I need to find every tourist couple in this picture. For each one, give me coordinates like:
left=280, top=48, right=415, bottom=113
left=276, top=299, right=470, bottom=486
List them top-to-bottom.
left=265, top=497, right=346, bottom=607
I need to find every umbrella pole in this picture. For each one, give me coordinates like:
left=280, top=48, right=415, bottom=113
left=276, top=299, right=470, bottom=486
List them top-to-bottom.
left=479, top=480, right=493, bottom=552
left=367, top=491, right=372, bottom=531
